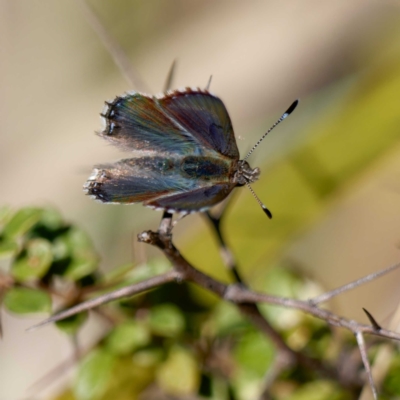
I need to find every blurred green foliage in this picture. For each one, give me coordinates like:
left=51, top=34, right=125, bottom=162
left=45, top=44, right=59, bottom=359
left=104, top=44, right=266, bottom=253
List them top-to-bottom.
left=3, top=206, right=400, bottom=399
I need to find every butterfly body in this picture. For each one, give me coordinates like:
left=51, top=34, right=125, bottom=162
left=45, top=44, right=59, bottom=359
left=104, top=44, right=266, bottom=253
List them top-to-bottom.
left=84, top=88, right=260, bottom=213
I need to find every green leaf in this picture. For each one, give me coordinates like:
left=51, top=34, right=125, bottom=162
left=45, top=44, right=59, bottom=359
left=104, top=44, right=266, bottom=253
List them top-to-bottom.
left=3, top=207, right=43, bottom=238
left=39, top=208, right=64, bottom=230
left=63, top=228, right=99, bottom=281
left=52, top=236, right=70, bottom=261
left=11, top=238, right=53, bottom=282
left=0, top=240, right=18, bottom=259
left=65, top=256, right=98, bottom=281
left=109, top=258, right=170, bottom=286
left=4, top=287, right=51, bottom=314
left=210, top=301, right=248, bottom=337
left=149, top=304, right=185, bottom=337
left=55, top=311, right=88, bottom=335
left=106, top=321, right=150, bottom=355
left=234, top=330, right=275, bottom=377
left=156, top=346, right=199, bottom=396
left=74, top=348, right=115, bottom=400
left=132, top=348, right=163, bottom=367
left=285, top=380, right=347, bottom=400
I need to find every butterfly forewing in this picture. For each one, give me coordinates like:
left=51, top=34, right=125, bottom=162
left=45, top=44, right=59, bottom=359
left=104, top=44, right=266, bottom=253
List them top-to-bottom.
left=158, top=88, right=240, bottom=159
left=100, top=92, right=198, bottom=154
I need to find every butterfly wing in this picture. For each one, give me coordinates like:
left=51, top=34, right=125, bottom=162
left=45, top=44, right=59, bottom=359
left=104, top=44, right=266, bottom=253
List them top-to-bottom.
left=157, top=88, right=240, bottom=159
left=100, top=89, right=239, bottom=159
left=99, top=92, right=198, bottom=154
left=84, top=157, right=236, bottom=212
left=144, top=184, right=235, bottom=212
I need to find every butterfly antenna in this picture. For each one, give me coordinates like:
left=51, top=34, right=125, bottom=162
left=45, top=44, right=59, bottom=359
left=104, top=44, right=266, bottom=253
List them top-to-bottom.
left=164, top=60, right=177, bottom=92
left=206, top=75, right=213, bottom=91
left=243, top=99, right=299, bottom=161
left=246, top=183, right=272, bottom=219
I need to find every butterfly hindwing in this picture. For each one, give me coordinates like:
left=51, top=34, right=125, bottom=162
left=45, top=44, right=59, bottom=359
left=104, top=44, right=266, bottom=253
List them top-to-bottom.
left=84, top=156, right=235, bottom=211
left=145, top=183, right=235, bottom=212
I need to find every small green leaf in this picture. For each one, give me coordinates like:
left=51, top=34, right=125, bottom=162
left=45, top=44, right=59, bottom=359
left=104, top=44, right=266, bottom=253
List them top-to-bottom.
left=3, top=207, right=43, bottom=238
left=39, top=208, right=64, bottom=230
left=63, top=228, right=99, bottom=281
left=67, top=228, right=94, bottom=252
left=52, top=236, right=70, bottom=261
left=11, top=238, right=53, bottom=282
left=0, top=240, right=18, bottom=259
left=65, top=256, right=98, bottom=281
left=4, top=287, right=51, bottom=314
left=210, top=301, right=248, bottom=337
left=149, top=304, right=185, bottom=337
left=55, top=311, right=88, bottom=335
left=106, top=321, right=150, bottom=355
left=234, top=330, right=275, bottom=377
left=156, top=346, right=199, bottom=396
left=74, top=348, right=115, bottom=400
left=132, top=349, right=163, bottom=367
left=285, top=380, right=346, bottom=400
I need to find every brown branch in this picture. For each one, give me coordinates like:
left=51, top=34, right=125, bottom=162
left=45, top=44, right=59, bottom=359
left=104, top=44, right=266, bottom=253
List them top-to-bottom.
left=204, top=208, right=337, bottom=380
left=27, top=270, right=180, bottom=331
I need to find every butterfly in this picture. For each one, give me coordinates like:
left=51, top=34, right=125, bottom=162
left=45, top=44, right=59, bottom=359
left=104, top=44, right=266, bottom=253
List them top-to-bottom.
left=84, top=87, right=298, bottom=217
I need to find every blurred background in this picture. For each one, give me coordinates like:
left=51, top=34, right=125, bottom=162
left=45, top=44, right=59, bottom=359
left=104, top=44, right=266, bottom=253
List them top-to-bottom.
left=2, top=0, right=400, bottom=398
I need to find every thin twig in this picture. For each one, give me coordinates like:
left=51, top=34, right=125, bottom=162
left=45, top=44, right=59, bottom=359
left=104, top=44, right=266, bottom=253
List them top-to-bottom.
left=77, top=0, right=150, bottom=92
left=204, top=211, right=242, bottom=284
left=310, top=262, right=400, bottom=305
left=27, top=270, right=180, bottom=331
left=228, top=286, right=400, bottom=341
left=356, top=331, right=378, bottom=400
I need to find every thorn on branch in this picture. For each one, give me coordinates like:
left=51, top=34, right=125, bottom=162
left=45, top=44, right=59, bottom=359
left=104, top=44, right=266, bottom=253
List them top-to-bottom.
left=363, top=308, right=382, bottom=331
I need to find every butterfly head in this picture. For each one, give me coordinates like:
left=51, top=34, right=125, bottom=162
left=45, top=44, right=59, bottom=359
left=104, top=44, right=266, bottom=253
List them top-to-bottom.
left=234, top=160, right=260, bottom=187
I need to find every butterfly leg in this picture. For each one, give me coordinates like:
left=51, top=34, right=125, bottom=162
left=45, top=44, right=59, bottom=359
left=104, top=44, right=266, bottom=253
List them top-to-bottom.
left=158, top=211, right=173, bottom=237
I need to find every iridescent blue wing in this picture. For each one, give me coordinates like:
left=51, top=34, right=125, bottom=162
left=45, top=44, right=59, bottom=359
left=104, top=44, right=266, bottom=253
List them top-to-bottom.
left=157, top=88, right=240, bottom=159
left=100, top=89, right=240, bottom=159
left=99, top=92, right=199, bottom=154
left=84, top=157, right=235, bottom=212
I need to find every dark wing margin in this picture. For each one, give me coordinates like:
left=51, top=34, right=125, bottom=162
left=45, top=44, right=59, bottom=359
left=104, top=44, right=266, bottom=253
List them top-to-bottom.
left=156, top=88, right=240, bottom=159
left=99, top=92, right=198, bottom=154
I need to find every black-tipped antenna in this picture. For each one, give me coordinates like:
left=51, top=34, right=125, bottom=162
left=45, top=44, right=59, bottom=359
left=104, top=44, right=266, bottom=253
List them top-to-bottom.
left=164, top=60, right=177, bottom=92
left=205, top=75, right=213, bottom=91
left=243, top=99, right=299, bottom=161
left=246, top=183, right=272, bottom=219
